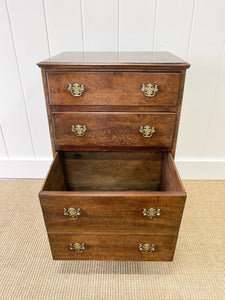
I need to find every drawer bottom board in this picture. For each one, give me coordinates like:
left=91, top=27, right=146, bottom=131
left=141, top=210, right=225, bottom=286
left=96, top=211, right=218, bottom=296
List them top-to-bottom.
left=48, top=233, right=178, bottom=261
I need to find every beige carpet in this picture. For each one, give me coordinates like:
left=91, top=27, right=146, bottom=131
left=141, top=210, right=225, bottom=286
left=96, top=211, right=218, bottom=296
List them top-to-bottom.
left=1, top=180, right=224, bottom=300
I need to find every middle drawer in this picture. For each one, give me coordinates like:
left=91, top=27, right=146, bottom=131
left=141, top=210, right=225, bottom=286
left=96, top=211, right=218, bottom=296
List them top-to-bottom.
left=52, top=112, right=176, bottom=148
left=39, top=151, right=186, bottom=234
left=41, top=194, right=185, bottom=233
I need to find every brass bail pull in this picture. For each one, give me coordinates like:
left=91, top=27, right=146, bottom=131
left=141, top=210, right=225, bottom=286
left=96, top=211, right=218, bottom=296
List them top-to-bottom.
left=68, top=83, right=85, bottom=97
left=141, top=83, right=158, bottom=97
left=72, top=125, right=87, bottom=136
left=139, top=125, right=155, bottom=138
left=64, top=207, right=81, bottom=219
left=143, top=208, right=161, bottom=220
left=69, top=243, right=85, bottom=253
left=139, top=244, right=155, bottom=254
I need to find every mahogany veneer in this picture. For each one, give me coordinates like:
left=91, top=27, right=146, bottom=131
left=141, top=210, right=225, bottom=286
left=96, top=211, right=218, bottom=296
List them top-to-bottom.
left=38, top=52, right=190, bottom=261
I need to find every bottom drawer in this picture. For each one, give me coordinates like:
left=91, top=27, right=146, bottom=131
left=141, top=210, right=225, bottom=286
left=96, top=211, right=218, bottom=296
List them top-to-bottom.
left=48, top=233, right=177, bottom=261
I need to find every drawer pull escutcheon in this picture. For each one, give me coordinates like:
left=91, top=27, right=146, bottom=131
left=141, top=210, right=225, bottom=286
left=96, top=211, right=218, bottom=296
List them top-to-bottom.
left=68, top=83, right=85, bottom=97
left=141, top=83, right=158, bottom=97
left=72, top=125, right=87, bottom=136
left=139, top=125, right=155, bottom=138
left=64, top=207, right=81, bottom=219
left=143, top=208, right=161, bottom=220
left=69, top=242, right=85, bottom=253
left=139, top=244, right=155, bottom=254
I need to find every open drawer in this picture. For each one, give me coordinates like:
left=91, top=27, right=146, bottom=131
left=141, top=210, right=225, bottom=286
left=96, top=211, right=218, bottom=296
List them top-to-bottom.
left=39, top=151, right=186, bottom=234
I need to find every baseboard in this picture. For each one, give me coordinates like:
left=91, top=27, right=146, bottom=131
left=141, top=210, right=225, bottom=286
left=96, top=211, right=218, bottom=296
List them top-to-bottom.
left=0, top=159, right=224, bottom=179
left=0, top=159, right=52, bottom=179
left=175, top=160, right=225, bottom=180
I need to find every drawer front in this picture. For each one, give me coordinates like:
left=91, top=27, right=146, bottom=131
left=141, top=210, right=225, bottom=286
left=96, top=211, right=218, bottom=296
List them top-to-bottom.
left=47, top=72, right=180, bottom=106
left=52, top=112, right=176, bottom=148
left=40, top=194, right=185, bottom=233
left=48, top=233, right=177, bottom=260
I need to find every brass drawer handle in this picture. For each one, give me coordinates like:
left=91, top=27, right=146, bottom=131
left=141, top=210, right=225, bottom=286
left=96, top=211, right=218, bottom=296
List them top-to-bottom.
left=68, top=83, right=85, bottom=97
left=141, top=83, right=158, bottom=97
left=72, top=125, right=87, bottom=136
left=139, top=125, right=155, bottom=137
left=64, top=207, right=81, bottom=219
left=143, top=208, right=161, bottom=220
left=69, top=242, right=85, bottom=253
left=139, top=244, right=155, bottom=254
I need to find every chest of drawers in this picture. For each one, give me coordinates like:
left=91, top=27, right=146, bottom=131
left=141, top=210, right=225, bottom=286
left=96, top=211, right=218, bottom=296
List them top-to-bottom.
left=38, top=52, right=190, bottom=261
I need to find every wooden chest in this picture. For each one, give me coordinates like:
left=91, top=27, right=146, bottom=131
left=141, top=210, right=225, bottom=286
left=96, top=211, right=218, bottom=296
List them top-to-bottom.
left=38, top=52, right=190, bottom=261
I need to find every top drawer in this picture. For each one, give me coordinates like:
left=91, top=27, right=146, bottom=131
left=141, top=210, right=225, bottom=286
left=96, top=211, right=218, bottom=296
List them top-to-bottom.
left=47, top=72, right=180, bottom=106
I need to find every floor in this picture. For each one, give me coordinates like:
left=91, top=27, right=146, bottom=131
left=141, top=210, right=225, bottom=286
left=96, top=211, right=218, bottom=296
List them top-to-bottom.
left=1, top=180, right=224, bottom=300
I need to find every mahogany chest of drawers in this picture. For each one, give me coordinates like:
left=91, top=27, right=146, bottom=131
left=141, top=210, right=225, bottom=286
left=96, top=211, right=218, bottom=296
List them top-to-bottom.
left=38, top=52, right=190, bottom=261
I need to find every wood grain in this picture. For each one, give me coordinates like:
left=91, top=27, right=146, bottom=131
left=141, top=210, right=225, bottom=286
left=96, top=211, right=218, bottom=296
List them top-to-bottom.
left=37, top=51, right=190, bottom=68
left=38, top=51, right=189, bottom=261
left=41, top=69, right=56, bottom=154
left=171, top=69, right=187, bottom=156
left=47, top=71, right=180, bottom=106
left=50, top=105, right=177, bottom=112
left=52, top=112, right=176, bottom=148
left=62, top=151, right=162, bottom=191
left=39, top=152, right=186, bottom=234
left=41, top=152, right=66, bottom=191
left=161, top=153, right=186, bottom=192
left=40, top=193, right=185, bottom=233
left=48, top=232, right=178, bottom=261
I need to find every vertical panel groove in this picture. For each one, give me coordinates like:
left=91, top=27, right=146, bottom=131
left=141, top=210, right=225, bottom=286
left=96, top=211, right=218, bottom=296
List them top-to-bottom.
left=5, top=0, right=36, bottom=158
left=42, top=0, right=51, bottom=57
left=80, top=0, right=85, bottom=52
left=82, top=0, right=118, bottom=51
left=119, top=0, right=156, bottom=51
left=152, top=0, right=158, bottom=51
left=186, top=0, right=196, bottom=60
left=201, top=40, right=225, bottom=158
left=0, top=125, right=9, bottom=158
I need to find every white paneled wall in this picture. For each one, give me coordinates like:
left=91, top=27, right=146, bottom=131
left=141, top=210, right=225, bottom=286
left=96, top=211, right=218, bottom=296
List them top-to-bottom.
left=0, top=0, right=225, bottom=179
left=44, top=0, right=83, bottom=55
left=119, top=0, right=156, bottom=51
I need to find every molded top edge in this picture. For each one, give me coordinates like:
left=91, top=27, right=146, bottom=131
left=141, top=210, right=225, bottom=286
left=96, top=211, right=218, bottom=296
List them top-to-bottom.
left=37, top=51, right=190, bottom=69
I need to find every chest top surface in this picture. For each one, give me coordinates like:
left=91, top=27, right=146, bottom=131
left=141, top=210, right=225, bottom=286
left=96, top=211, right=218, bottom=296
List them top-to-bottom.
left=38, top=51, right=190, bottom=70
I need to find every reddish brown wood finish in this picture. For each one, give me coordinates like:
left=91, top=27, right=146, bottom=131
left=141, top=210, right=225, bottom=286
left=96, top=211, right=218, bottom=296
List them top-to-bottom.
left=37, top=51, right=190, bottom=71
left=38, top=52, right=190, bottom=261
left=38, top=52, right=189, bottom=156
left=41, top=69, right=56, bottom=154
left=171, top=70, right=187, bottom=156
left=47, top=72, right=180, bottom=106
left=50, top=105, right=177, bottom=112
left=52, top=112, right=176, bottom=148
left=62, top=151, right=162, bottom=191
left=39, top=152, right=186, bottom=234
left=40, top=152, right=66, bottom=191
left=161, top=152, right=185, bottom=192
left=40, top=194, right=185, bottom=234
left=48, top=232, right=178, bottom=261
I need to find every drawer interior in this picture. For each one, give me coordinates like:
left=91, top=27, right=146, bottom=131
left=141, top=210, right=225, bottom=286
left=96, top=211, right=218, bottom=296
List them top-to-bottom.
left=42, top=151, right=184, bottom=192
